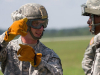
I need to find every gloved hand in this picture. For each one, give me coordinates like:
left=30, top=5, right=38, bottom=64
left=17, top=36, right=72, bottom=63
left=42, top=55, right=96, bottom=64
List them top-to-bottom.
left=4, top=18, right=28, bottom=42
left=17, top=44, right=42, bottom=67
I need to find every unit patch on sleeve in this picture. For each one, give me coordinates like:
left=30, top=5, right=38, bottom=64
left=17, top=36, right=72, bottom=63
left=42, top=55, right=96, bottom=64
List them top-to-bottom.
left=90, top=37, right=94, bottom=45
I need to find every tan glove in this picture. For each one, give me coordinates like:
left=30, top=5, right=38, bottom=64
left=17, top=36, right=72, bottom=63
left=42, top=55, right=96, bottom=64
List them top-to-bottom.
left=4, top=18, right=28, bottom=42
left=17, top=44, right=42, bottom=67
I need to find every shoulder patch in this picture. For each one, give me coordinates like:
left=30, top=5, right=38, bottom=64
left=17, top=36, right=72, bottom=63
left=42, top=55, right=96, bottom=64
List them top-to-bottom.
left=90, top=37, right=94, bottom=45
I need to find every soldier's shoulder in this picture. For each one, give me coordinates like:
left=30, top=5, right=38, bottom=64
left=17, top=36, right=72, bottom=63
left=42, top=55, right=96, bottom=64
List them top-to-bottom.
left=89, top=33, right=100, bottom=46
left=94, top=33, right=100, bottom=43
left=7, top=38, right=21, bottom=50
left=8, top=39, right=19, bottom=46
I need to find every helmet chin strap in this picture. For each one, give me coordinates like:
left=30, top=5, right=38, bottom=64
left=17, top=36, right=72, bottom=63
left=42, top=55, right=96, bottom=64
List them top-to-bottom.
left=91, top=15, right=100, bottom=34
left=91, top=15, right=95, bottom=34
left=27, top=26, right=43, bottom=40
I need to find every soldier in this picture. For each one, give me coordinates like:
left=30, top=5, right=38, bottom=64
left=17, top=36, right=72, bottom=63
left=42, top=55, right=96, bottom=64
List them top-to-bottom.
left=81, top=0, right=100, bottom=75
left=0, top=3, right=63, bottom=75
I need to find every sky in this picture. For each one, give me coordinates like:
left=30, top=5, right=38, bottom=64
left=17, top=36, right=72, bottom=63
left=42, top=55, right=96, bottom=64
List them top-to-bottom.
left=0, top=0, right=89, bottom=30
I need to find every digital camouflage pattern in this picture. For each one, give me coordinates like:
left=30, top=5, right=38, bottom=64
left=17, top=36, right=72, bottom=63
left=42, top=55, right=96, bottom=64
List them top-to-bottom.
left=11, top=3, right=48, bottom=22
left=0, top=32, right=63, bottom=75
left=82, top=33, right=100, bottom=75
left=82, top=41, right=96, bottom=75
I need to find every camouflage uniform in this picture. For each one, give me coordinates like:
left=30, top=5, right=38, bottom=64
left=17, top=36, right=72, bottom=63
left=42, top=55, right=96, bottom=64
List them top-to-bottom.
left=0, top=32, right=63, bottom=75
left=82, top=33, right=100, bottom=75
left=82, top=38, right=95, bottom=75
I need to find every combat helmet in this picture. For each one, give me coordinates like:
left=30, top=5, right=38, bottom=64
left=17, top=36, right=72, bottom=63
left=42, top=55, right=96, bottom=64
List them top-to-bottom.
left=81, top=0, right=100, bottom=34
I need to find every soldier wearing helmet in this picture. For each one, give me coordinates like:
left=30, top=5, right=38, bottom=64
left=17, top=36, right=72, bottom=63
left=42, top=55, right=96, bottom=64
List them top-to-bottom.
left=81, top=0, right=100, bottom=75
left=0, top=3, right=63, bottom=75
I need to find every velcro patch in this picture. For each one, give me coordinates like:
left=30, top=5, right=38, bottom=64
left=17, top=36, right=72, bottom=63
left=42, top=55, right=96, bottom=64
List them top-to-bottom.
left=39, top=6, right=48, bottom=19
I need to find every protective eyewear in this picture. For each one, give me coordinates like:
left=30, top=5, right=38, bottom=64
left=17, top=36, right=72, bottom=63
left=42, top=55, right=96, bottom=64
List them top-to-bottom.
left=27, top=19, right=48, bottom=29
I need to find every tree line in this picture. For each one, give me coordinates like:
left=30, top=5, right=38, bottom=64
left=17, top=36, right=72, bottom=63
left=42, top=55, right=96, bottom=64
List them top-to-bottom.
left=43, top=27, right=91, bottom=37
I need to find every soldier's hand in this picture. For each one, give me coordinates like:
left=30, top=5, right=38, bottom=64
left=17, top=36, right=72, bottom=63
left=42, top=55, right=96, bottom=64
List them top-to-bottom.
left=4, top=18, right=28, bottom=42
left=17, top=44, right=42, bottom=67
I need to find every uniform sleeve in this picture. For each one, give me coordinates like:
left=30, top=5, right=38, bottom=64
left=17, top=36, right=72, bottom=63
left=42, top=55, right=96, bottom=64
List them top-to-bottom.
left=0, top=32, right=8, bottom=62
left=82, top=44, right=95, bottom=75
left=37, top=51, right=63, bottom=75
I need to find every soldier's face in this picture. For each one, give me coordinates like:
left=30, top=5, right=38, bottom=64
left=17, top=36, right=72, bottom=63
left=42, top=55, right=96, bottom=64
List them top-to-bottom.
left=87, top=15, right=100, bottom=35
left=87, top=17, right=92, bottom=33
left=31, top=20, right=44, bottom=38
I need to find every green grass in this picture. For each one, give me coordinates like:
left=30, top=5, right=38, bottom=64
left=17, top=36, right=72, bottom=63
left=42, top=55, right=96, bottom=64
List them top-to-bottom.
left=0, top=37, right=90, bottom=75
left=42, top=39, right=90, bottom=75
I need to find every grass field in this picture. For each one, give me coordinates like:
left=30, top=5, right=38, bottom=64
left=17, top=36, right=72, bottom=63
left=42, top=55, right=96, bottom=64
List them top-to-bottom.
left=0, top=36, right=93, bottom=75
left=41, top=36, right=92, bottom=75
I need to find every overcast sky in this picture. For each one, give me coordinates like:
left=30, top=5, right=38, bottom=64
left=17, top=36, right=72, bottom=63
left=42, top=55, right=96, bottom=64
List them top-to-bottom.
left=0, top=0, right=89, bottom=30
